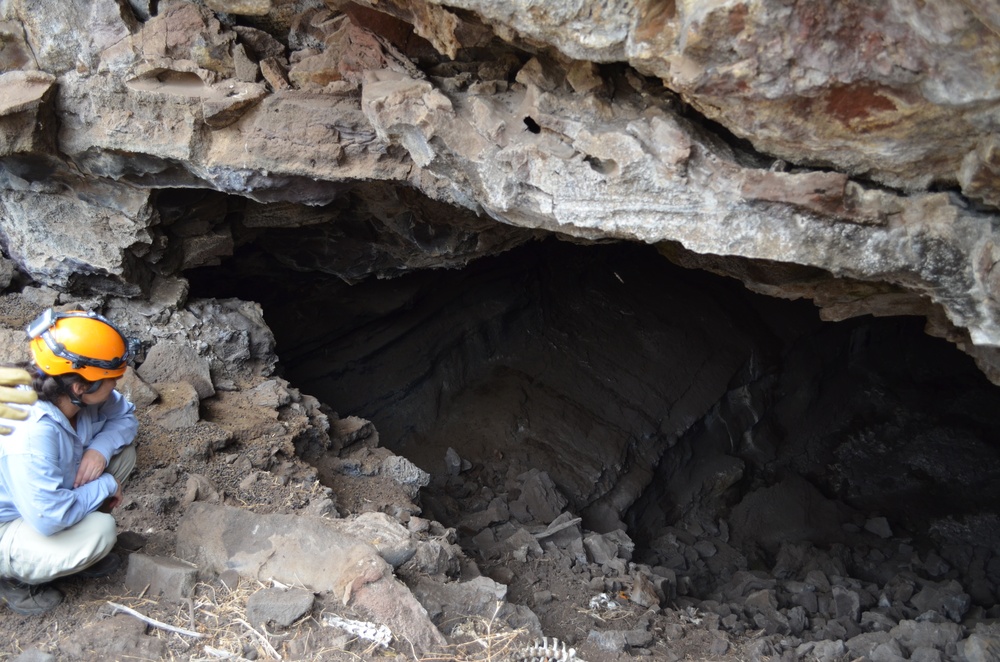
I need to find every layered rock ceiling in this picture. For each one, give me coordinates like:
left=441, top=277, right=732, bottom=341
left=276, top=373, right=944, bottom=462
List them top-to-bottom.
left=1, top=0, right=1000, bottom=379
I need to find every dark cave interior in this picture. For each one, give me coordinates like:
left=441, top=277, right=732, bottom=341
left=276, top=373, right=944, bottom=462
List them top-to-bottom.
left=188, top=234, right=1000, bottom=604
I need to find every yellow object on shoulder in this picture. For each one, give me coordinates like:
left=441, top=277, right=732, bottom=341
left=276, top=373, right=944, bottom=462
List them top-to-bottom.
left=0, top=367, right=37, bottom=435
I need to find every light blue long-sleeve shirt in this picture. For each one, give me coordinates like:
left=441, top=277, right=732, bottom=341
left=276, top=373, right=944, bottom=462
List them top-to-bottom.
left=0, top=390, right=138, bottom=536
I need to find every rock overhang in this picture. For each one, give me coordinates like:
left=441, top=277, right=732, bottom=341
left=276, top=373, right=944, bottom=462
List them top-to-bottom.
left=0, top=0, right=998, bottom=381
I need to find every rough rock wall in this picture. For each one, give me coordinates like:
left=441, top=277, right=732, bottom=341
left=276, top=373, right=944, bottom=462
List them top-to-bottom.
left=1, top=0, right=1000, bottom=380
left=413, top=0, right=1000, bottom=196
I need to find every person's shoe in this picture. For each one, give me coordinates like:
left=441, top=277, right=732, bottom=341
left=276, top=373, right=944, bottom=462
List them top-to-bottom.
left=75, top=552, right=121, bottom=579
left=0, top=578, right=63, bottom=615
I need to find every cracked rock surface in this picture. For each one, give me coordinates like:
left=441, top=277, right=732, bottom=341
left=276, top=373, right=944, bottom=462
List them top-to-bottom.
left=0, top=0, right=998, bottom=375
left=3, top=1, right=1000, bottom=661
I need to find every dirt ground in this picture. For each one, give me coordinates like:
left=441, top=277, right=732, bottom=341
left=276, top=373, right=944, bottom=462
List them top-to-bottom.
left=0, top=373, right=764, bottom=662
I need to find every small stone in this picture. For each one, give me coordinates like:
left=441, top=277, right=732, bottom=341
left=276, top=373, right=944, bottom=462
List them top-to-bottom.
left=204, top=0, right=270, bottom=15
left=232, top=43, right=260, bottom=82
left=260, top=57, right=291, bottom=90
left=137, top=342, right=214, bottom=399
left=117, top=368, right=159, bottom=409
left=149, top=382, right=200, bottom=430
left=379, top=455, right=430, bottom=498
left=238, top=471, right=261, bottom=491
left=181, top=473, right=220, bottom=506
left=336, top=512, right=416, bottom=568
left=408, top=517, right=431, bottom=533
left=864, top=517, right=893, bottom=538
left=115, top=531, right=147, bottom=553
left=584, top=533, right=620, bottom=564
left=125, top=553, right=198, bottom=601
left=489, top=566, right=515, bottom=584
left=219, top=569, right=240, bottom=591
left=629, top=573, right=661, bottom=608
left=246, top=587, right=314, bottom=629
left=533, top=590, right=553, bottom=605
left=588, top=629, right=627, bottom=652
left=708, top=634, right=730, bottom=656
left=801, top=640, right=846, bottom=662
left=12, top=648, right=55, bottom=662
left=910, top=648, right=943, bottom=662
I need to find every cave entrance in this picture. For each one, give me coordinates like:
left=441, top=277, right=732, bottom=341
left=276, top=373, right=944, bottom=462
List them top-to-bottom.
left=188, top=235, right=1000, bottom=607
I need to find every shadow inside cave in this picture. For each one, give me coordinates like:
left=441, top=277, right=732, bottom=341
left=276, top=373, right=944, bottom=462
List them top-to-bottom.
left=189, top=236, right=1000, bottom=607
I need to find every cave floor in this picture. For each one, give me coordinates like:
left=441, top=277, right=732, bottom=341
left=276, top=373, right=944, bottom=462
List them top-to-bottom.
left=0, top=392, right=763, bottom=661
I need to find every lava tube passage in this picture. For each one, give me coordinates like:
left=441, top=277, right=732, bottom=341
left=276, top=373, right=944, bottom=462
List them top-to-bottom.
left=190, top=234, right=1000, bottom=627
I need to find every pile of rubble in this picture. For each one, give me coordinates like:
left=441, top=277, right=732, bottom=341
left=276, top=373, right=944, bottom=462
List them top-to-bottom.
left=4, top=290, right=999, bottom=662
left=424, top=449, right=1000, bottom=661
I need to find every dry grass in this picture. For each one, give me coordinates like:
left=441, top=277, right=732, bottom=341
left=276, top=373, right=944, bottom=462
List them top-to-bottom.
left=96, top=578, right=288, bottom=661
left=95, top=583, right=533, bottom=662
left=419, top=603, right=528, bottom=662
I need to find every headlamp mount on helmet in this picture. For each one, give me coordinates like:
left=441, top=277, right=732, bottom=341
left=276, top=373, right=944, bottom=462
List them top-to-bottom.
left=27, top=309, right=139, bottom=373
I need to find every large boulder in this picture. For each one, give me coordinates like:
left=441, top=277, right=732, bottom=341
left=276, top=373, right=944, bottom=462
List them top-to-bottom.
left=176, top=503, right=448, bottom=656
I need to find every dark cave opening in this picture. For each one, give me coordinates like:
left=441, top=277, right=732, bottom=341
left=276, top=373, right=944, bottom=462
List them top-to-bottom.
left=188, top=236, right=1000, bottom=606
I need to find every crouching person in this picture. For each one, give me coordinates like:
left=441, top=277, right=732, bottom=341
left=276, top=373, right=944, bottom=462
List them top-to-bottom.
left=0, top=309, right=140, bottom=615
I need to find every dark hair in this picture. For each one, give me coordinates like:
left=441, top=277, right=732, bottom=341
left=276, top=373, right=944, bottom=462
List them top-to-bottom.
left=6, top=362, right=97, bottom=403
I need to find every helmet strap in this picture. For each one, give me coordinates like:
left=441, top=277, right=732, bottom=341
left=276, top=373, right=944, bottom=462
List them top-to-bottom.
left=57, top=377, right=85, bottom=409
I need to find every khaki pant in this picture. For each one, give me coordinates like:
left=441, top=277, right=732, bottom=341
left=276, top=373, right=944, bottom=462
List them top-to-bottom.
left=0, top=444, right=135, bottom=584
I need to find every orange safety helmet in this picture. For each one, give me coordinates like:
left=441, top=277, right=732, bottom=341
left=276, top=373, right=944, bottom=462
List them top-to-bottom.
left=27, top=309, right=138, bottom=380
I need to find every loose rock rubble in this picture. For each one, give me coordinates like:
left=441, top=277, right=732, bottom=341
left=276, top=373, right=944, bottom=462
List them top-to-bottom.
left=3, top=274, right=1000, bottom=661
left=419, top=442, right=1000, bottom=662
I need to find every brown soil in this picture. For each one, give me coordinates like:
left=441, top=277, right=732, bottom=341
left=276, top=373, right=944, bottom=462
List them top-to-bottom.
left=0, top=381, right=761, bottom=662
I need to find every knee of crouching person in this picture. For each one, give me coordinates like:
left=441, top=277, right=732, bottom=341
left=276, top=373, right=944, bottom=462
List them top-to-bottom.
left=90, top=511, right=119, bottom=552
